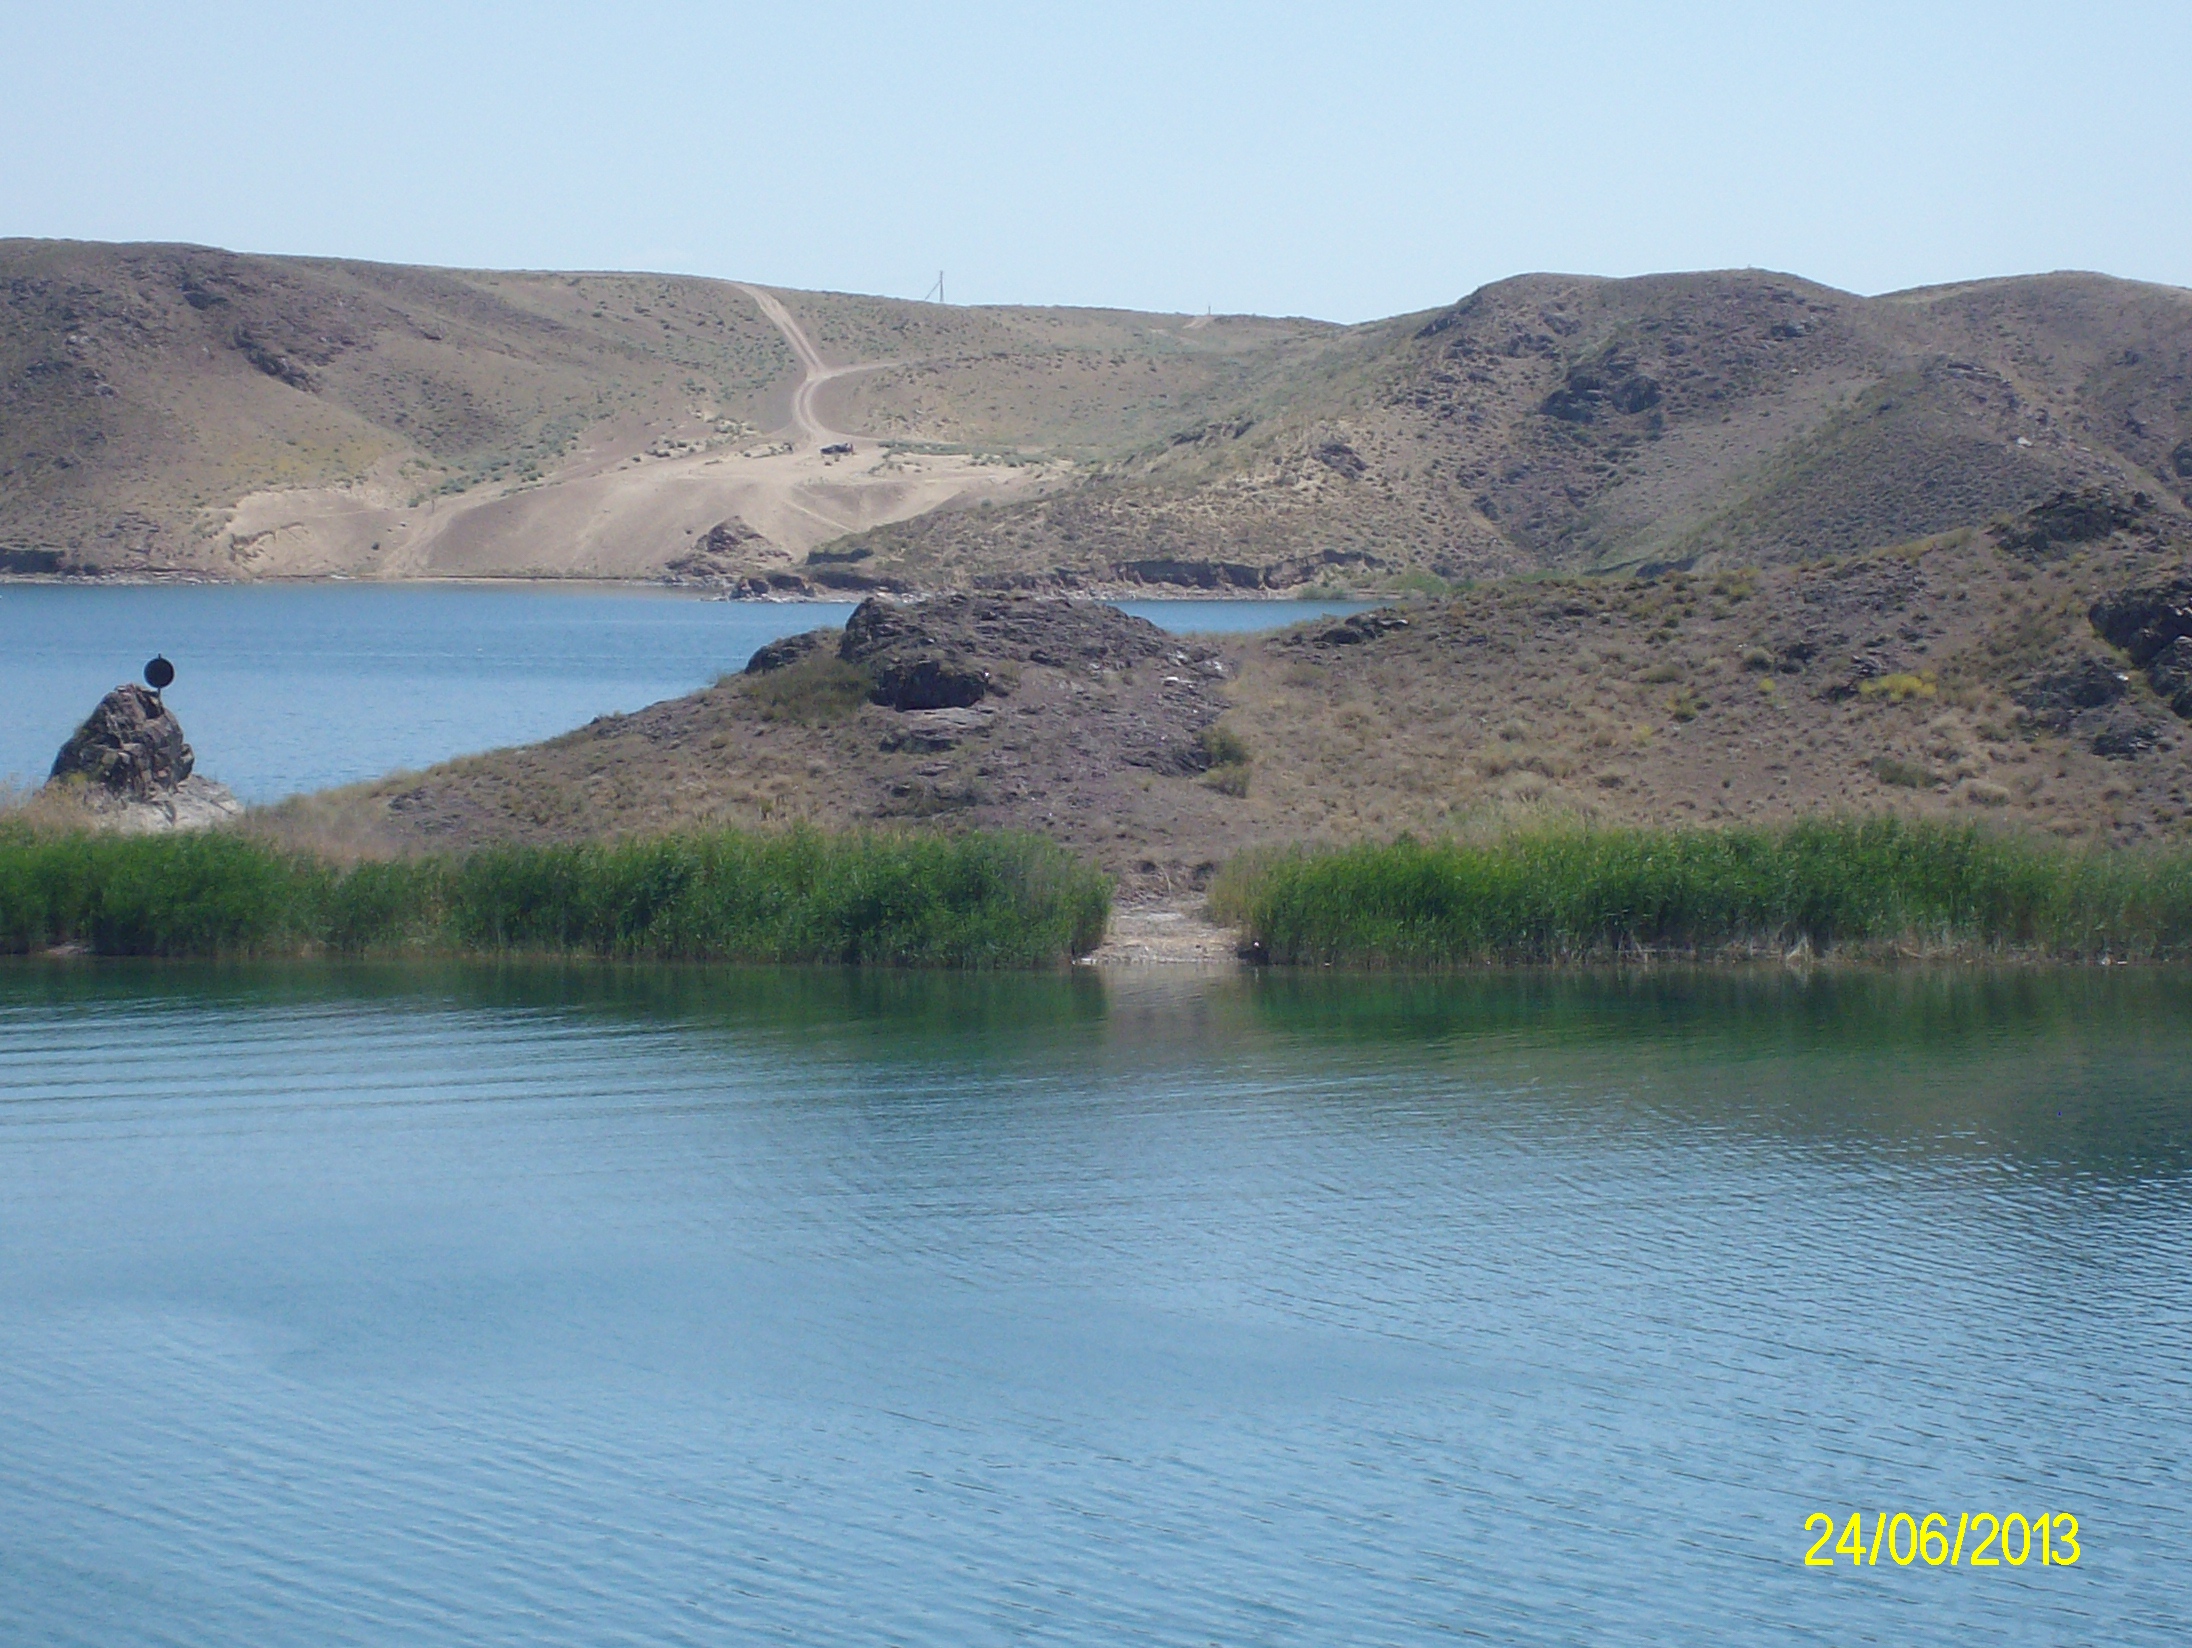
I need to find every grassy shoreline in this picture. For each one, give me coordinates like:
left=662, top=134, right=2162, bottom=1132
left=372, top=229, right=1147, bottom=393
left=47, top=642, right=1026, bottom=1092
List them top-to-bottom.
left=15, top=816, right=2192, bottom=973
left=1209, top=819, right=2192, bottom=967
left=0, top=827, right=1111, bottom=967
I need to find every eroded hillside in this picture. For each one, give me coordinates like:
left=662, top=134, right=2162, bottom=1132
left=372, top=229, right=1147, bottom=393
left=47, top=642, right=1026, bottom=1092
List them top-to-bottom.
left=0, top=240, right=1334, bottom=580
left=7, top=241, right=2190, bottom=590
left=832, top=272, right=2192, bottom=593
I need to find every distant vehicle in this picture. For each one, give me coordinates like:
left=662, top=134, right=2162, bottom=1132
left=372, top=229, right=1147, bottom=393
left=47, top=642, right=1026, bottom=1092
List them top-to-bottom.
left=820, top=442, right=854, bottom=456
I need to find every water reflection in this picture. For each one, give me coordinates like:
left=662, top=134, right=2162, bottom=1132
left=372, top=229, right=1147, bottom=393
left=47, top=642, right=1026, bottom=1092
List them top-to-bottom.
left=1, top=959, right=2186, bottom=1646
left=12, top=959, right=2184, bottom=1178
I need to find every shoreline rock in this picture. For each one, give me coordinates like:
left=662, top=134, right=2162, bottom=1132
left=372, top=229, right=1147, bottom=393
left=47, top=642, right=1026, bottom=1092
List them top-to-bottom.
left=43, top=682, right=241, bottom=833
left=50, top=683, right=195, bottom=796
left=75, top=774, right=244, bottom=834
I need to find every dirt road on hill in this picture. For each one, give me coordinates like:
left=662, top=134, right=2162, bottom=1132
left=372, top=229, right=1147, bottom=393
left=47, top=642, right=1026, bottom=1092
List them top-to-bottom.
left=736, top=285, right=886, bottom=449
left=208, top=295, right=1054, bottom=581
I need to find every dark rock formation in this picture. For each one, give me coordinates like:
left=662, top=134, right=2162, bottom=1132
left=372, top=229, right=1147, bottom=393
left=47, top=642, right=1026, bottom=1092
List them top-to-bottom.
left=234, top=327, right=317, bottom=391
left=1541, top=350, right=1662, bottom=423
left=1310, top=440, right=1367, bottom=479
left=1998, top=490, right=2147, bottom=560
left=665, top=517, right=778, bottom=584
left=1116, top=557, right=1271, bottom=590
left=731, top=572, right=815, bottom=599
left=2090, top=575, right=2192, bottom=720
left=2091, top=576, right=2192, bottom=664
left=835, top=595, right=1227, bottom=767
left=843, top=595, right=1196, bottom=687
left=834, top=598, right=994, bottom=709
left=1305, top=612, right=1409, bottom=647
left=744, top=630, right=826, bottom=675
left=2146, top=636, right=2192, bottom=720
left=869, top=656, right=986, bottom=709
left=2015, top=656, right=2131, bottom=730
left=45, top=682, right=242, bottom=831
left=50, top=683, right=194, bottom=796
left=2091, top=715, right=2162, bottom=760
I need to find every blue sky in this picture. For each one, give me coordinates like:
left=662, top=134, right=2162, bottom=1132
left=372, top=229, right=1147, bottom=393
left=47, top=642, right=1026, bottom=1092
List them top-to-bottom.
left=5, top=0, right=2186, bottom=321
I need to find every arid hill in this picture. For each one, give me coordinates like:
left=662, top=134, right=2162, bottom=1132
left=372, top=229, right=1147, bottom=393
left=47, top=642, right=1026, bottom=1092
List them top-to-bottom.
left=0, top=239, right=1333, bottom=580
left=8, top=240, right=2190, bottom=590
left=838, top=271, right=2192, bottom=594
left=259, top=497, right=2192, bottom=894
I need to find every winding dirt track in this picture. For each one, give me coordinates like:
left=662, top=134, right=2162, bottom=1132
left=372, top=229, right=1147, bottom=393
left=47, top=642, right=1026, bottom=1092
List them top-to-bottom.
left=736, top=285, right=886, bottom=448
left=209, top=288, right=1035, bottom=575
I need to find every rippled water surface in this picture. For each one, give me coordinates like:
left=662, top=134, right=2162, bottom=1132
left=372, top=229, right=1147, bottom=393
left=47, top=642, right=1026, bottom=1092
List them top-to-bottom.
left=0, top=586, right=1363, bottom=801
left=2, top=964, right=2186, bottom=1645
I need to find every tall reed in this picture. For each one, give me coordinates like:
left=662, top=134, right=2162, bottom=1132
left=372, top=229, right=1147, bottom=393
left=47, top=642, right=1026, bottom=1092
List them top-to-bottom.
left=1209, top=819, right=2192, bottom=965
left=0, top=826, right=1111, bottom=966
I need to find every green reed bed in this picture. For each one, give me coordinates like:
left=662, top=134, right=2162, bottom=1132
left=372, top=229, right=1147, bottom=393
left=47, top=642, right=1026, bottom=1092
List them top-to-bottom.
left=1209, top=818, right=2192, bottom=966
left=0, top=826, right=1111, bottom=966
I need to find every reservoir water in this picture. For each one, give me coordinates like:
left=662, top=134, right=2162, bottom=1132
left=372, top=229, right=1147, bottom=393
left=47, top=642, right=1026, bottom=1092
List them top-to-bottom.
left=0, top=585, right=1366, bottom=802
left=2, top=963, right=2186, bottom=1645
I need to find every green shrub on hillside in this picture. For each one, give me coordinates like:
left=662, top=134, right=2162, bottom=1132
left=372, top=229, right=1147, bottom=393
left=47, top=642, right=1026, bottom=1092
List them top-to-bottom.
left=742, top=653, right=875, bottom=723
left=1197, top=725, right=1252, bottom=796
left=1870, top=755, right=1941, bottom=790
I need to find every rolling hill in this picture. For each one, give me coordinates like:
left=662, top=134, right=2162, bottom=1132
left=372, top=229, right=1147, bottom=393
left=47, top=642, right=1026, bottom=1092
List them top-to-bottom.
left=4, top=239, right=2190, bottom=588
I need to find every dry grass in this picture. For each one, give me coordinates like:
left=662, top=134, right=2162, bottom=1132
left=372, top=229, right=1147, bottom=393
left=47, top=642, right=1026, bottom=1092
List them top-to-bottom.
left=1212, top=535, right=2192, bottom=853
left=0, top=778, right=100, bottom=833
left=241, top=782, right=412, bottom=865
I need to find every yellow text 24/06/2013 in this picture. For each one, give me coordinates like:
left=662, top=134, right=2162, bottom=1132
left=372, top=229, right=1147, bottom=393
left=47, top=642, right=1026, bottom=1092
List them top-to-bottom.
left=1803, top=1512, right=2080, bottom=1569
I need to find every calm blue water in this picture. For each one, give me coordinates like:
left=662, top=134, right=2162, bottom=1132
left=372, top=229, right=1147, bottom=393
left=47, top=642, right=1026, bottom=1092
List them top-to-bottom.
left=0, top=587, right=1365, bottom=802
left=1, top=964, right=2186, bottom=1645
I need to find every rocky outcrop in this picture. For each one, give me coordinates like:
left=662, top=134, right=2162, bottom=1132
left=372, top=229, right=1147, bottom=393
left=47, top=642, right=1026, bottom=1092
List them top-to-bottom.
left=1540, top=349, right=1663, bottom=424
left=1310, top=439, right=1367, bottom=479
left=1999, top=490, right=2150, bottom=560
left=664, top=517, right=785, bottom=585
left=1113, top=557, right=1273, bottom=591
left=729, top=571, right=815, bottom=599
left=2090, top=575, right=2192, bottom=719
left=2091, top=576, right=2192, bottom=664
left=837, top=594, right=1217, bottom=713
left=839, top=598, right=996, bottom=709
left=1303, top=612, right=1409, bottom=647
left=743, top=630, right=826, bottom=675
left=2147, top=637, right=2192, bottom=720
left=2014, top=656, right=2131, bottom=731
left=45, top=683, right=240, bottom=831
left=51, top=684, right=194, bottom=796
left=878, top=706, right=996, bottom=752
left=2089, top=717, right=2163, bottom=760
left=82, top=775, right=245, bottom=834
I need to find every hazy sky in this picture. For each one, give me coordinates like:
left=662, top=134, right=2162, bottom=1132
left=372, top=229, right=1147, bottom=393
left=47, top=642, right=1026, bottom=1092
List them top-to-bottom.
left=5, top=0, right=2186, bottom=321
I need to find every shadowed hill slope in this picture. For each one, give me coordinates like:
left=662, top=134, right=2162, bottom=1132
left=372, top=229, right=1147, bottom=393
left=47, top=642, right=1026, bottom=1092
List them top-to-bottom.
left=837, top=270, right=2192, bottom=593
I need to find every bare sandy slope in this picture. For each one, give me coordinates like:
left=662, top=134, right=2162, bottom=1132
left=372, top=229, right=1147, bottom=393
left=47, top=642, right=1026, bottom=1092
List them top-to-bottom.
left=0, top=240, right=1319, bottom=581
left=218, top=292, right=1063, bottom=579
left=219, top=420, right=1061, bottom=579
